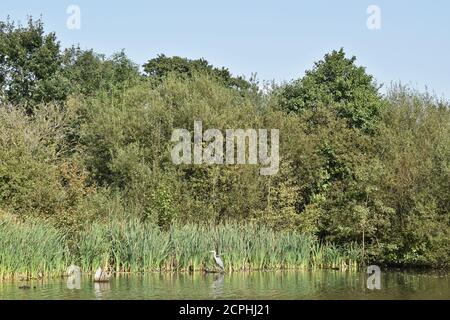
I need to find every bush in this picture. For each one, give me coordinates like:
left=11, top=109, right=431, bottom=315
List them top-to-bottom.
left=0, top=19, right=448, bottom=268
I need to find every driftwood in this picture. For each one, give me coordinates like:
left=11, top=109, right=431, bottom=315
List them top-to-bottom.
left=94, top=267, right=112, bottom=282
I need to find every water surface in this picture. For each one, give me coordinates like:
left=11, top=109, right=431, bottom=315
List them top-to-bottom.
left=1, top=270, right=449, bottom=300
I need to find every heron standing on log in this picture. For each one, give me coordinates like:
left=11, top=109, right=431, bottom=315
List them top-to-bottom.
left=210, top=250, right=224, bottom=272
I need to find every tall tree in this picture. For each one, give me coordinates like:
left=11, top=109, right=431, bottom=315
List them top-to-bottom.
left=0, top=17, right=68, bottom=109
left=62, top=47, right=141, bottom=96
left=278, top=48, right=383, bottom=133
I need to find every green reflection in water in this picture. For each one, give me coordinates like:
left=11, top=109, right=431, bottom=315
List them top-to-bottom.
left=0, top=271, right=449, bottom=300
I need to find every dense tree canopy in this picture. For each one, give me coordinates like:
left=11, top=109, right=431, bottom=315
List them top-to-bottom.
left=0, top=18, right=67, bottom=108
left=0, top=18, right=142, bottom=109
left=0, top=18, right=254, bottom=107
left=0, top=19, right=449, bottom=268
left=61, top=47, right=141, bottom=96
left=278, top=48, right=383, bottom=133
left=143, top=54, right=253, bottom=91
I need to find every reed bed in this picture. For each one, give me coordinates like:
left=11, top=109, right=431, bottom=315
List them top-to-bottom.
left=0, top=215, right=69, bottom=279
left=0, top=217, right=362, bottom=279
left=75, top=220, right=362, bottom=273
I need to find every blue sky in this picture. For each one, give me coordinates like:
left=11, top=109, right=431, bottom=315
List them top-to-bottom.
left=1, top=0, right=449, bottom=98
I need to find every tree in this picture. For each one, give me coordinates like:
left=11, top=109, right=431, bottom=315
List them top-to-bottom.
left=0, top=17, right=68, bottom=108
left=62, top=47, right=141, bottom=96
left=278, top=48, right=383, bottom=133
left=143, top=54, right=253, bottom=91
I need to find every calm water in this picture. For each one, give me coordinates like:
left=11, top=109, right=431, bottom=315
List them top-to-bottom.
left=1, top=271, right=449, bottom=300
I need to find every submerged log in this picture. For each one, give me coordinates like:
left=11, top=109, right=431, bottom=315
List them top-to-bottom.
left=94, top=267, right=112, bottom=283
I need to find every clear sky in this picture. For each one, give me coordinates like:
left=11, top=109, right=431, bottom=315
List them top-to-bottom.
left=1, top=0, right=449, bottom=98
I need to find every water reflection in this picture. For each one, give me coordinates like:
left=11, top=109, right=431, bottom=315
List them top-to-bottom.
left=0, top=270, right=449, bottom=300
left=211, top=273, right=224, bottom=298
left=67, top=274, right=81, bottom=290
left=94, top=282, right=111, bottom=299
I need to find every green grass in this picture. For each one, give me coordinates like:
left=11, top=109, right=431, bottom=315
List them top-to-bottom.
left=0, top=215, right=69, bottom=279
left=0, top=216, right=362, bottom=279
left=75, top=219, right=363, bottom=273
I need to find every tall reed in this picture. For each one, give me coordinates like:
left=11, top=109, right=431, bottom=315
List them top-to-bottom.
left=0, top=214, right=69, bottom=279
left=0, top=216, right=362, bottom=279
left=75, top=219, right=362, bottom=273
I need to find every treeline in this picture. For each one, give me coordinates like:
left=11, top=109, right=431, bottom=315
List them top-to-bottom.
left=0, top=18, right=449, bottom=268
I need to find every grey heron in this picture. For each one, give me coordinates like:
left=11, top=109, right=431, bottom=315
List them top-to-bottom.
left=210, top=250, right=224, bottom=272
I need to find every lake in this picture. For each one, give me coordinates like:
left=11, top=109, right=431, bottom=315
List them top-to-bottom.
left=0, top=270, right=449, bottom=300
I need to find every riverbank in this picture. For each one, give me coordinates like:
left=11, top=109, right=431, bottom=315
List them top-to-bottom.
left=0, top=215, right=362, bottom=280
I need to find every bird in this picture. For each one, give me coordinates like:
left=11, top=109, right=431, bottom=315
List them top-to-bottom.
left=210, top=250, right=225, bottom=272
left=94, top=267, right=112, bottom=283
left=18, top=285, right=31, bottom=290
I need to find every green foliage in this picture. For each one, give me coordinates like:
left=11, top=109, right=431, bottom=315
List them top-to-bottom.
left=0, top=17, right=142, bottom=111
left=0, top=18, right=68, bottom=109
left=0, top=18, right=449, bottom=271
left=62, top=48, right=142, bottom=96
left=278, top=48, right=383, bottom=133
left=143, top=54, right=254, bottom=92
left=1, top=73, right=449, bottom=269
left=373, top=86, right=450, bottom=266
left=0, top=104, right=102, bottom=233
left=0, top=105, right=69, bottom=216
left=0, top=211, right=69, bottom=279
left=0, top=214, right=361, bottom=278
left=75, top=220, right=361, bottom=273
